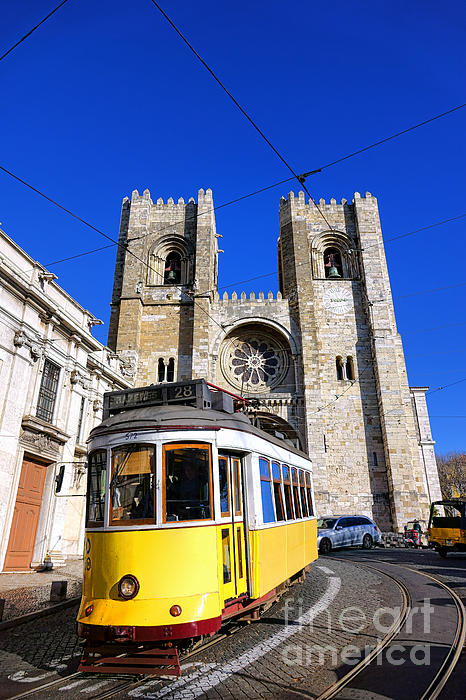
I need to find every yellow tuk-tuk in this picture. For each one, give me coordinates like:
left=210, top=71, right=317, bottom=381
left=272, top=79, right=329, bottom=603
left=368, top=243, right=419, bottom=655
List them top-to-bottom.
left=428, top=498, right=466, bottom=558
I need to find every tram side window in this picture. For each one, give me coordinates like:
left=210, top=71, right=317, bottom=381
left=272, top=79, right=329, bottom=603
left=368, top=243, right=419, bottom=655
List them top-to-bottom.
left=110, top=445, right=155, bottom=524
left=164, top=445, right=212, bottom=522
left=87, top=450, right=106, bottom=526
left=219, top=457, right=230, bottom=516
left=259, top=458, right=275, bottom=524
left=272, top=462, right=285, bottom=521
left=282, top=465, right=294, bottom=519
left=291, top=468, right=302, bottom=519
left=299, top=470, right=309, bottom=517
left=305, top=472, right=314, bottom=516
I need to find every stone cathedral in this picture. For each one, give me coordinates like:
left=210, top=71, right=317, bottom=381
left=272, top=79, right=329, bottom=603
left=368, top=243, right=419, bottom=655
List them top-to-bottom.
left=108, top=187, right=442, bottom=531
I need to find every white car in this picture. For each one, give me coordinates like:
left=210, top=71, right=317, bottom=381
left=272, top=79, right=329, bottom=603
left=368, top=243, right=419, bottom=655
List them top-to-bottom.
left=317, top=515, right=381, bottom=554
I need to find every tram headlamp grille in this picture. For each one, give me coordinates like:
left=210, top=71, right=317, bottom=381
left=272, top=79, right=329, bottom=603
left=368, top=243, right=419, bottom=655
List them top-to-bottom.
left=118, top=575, right=140, bottom=600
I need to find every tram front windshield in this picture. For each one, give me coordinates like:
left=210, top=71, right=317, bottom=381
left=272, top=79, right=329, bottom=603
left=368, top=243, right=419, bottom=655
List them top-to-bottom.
left=86, top=443, right=213, bottom=526
left=110, top=445, right=155, bottom=524
left=165, top=446, right=212, bottom=522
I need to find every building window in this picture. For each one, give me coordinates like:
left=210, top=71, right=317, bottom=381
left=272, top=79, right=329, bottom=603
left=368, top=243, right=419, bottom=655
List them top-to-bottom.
left=324, top=247, right=343, bottom=278
left=164, top=252, right=181, bottom=284
left=336, top=356, right=344, bottom=380
left=346, top=356, right=354, bottom=380
left=167, top=357, right=175, bottom=382
left=158, top=358, right=165, bottom=382
left=36, top=359, right=60, bottom=423
left=77, top=396, right=86, bottom=443
left=373, top=452, right=378, bottom=467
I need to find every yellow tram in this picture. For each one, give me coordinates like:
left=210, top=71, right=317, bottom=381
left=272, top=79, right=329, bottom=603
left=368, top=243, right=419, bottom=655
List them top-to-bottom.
left=77, top=380, right=318, bottom=674
left=428, top=497, right=466, bottom=558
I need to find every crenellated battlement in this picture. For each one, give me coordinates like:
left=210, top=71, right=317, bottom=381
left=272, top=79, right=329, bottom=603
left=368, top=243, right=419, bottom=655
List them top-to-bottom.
left=125, top=187, right=213, bottom=208
left=279, top=190, right=376, bottom=209
left=213, top=290, right=285, bottom=303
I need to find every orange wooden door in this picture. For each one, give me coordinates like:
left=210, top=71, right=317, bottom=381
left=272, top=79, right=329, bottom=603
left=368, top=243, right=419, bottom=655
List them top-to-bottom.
left=3, top=457, right=47, bottom=571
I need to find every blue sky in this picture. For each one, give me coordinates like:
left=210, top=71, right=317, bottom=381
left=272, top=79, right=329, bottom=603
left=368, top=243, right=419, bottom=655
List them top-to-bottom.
left=0, top=0, right=464, bottom=455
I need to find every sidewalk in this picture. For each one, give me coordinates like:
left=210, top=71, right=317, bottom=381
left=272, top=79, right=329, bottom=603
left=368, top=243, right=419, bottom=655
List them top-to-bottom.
left=0, top=559, right=82, bottom=623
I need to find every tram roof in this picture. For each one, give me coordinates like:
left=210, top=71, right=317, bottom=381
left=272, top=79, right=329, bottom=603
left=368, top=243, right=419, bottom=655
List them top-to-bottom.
left=89, top=404, right=310, bottom=461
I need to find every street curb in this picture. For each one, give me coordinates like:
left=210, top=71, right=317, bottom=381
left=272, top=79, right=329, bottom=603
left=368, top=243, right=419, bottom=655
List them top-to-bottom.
left=0, top=596, right=81, bottom=631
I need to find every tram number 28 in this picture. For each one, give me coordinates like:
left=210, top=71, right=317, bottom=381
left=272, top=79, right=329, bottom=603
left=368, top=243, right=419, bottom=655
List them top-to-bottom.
left=170, top=385, right=194, bottom=399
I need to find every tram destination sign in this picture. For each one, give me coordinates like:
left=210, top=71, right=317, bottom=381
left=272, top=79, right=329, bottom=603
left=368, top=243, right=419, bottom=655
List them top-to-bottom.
left=103, top=380, right=212, bottom=418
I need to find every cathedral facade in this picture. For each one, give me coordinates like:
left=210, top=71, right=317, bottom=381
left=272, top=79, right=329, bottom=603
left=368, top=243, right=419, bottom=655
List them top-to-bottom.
left=108, top=187, right=441, bottom=531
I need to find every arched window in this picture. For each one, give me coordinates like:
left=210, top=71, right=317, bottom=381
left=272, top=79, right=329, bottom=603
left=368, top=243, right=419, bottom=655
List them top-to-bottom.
left=324, top=247, right=343, bottom=278
left=164, top=252, right=181, bottom=284
left=336, top=356, right=344, bottom=380
left=346, top=356, right=354, bottom=380
left=158, top=358, right=165, bottom=382
left=167, top=358, right=175, bottom=382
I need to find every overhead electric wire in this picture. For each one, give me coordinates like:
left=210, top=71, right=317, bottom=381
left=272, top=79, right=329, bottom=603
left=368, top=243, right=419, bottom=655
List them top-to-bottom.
left=0, top=0, right=71, bottom=63
left=148, top=0, right=333, bottom=231
left=317, top=103, right=466, bottom=170
left=2, top=160, right=465, bottom=417
left=0, top=164, right=231, bottom=341
left=214, top=213, right=465, bottom=294
left=47, top=244, right=115, bottom=266
left=426, top=378, right=466, bottom=395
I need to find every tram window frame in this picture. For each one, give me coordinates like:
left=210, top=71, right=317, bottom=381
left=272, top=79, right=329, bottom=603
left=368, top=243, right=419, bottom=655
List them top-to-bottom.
left=163, top=443, right=214, bottom=523
left=109, top=444, right=156, bottom=526
left=86, top=449, right=107, bottom=528
left=219, top=456, right=231, bottom=518
left=259, top=457, right=276, bottom=524
left=233, top=458, right=242, bottom=516
left=272, top=461, right=285, bottom=522
left=282, top=465, right=294, bottom=520
left=291, top=468, right=302, bottom=519
left=299, top=470, right=309, bottom=517
left=305, top=471, right=314, bottom=516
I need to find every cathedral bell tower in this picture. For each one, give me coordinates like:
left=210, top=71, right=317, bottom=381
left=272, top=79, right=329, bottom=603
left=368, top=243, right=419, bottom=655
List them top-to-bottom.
left=108, top=187, right=219, bottom=385
left=278, top=191, right=433, bottom=530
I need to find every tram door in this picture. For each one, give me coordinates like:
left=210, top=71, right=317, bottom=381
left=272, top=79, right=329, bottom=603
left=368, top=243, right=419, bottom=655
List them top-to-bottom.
left=218, top=455, right=248, bottom=603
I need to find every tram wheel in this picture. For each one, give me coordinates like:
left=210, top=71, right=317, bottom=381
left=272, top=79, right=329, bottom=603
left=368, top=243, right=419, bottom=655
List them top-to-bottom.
left=362, top=534, right=373, bottom=550
left=319, top=538, right=332, bottom=555
left=438, top=547, right=448, bottom=558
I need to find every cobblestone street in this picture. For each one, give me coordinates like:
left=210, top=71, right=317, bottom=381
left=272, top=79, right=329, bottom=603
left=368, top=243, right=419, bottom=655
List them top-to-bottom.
left=0, top=550, right=464, bottom=699
left=0, top=554, right=410, bottom=699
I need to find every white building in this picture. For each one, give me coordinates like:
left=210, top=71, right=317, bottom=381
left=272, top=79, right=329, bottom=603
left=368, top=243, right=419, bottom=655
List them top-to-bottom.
left=0, top=228, right=133, bottom=571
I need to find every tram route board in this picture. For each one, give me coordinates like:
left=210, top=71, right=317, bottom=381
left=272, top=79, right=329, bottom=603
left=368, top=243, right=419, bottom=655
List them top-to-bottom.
left=103, top=379, right=212, bottom=418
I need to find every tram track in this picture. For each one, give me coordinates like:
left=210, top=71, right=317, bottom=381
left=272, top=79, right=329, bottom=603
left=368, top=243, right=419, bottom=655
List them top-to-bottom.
left=316, top=557, right=466, bottom=700
left=4, top=558, right=464, bottom=700
left=4, top=620, right=243, bottom=700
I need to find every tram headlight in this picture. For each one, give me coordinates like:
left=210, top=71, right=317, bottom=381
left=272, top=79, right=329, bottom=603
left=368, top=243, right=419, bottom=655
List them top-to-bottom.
left=118, top=574, right=140, bottom=600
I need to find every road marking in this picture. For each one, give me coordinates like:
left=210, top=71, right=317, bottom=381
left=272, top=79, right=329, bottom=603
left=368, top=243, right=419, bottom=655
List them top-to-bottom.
left=317, top=566, right=334, bottom=575
left=130, top=573, right=341, bottom=699
left=8, top=670, right=54, bottom=683
left=59, top=679, right=88, bottom=691
left=79, top=680, right=114, bottom=693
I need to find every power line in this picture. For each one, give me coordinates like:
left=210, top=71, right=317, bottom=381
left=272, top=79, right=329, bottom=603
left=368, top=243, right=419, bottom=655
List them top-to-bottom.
left=0, top=0, right=71, bottom=63
left=148, top=0, right=333, bottom=232
left=318, top=103, right=466, bottom=170
left=0, top=165, right=233, bottom=343
left=47, top=244, right=115, bottom=266
left=395, top=281, right=466, bottom=300
left=402, top=320, right=466, bottom=335
left=426, top=378, right=466, bottom=395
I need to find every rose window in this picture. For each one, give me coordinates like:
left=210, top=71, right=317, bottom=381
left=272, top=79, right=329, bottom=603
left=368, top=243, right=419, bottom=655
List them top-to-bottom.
left=220, top=332, right=289, bottom=393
